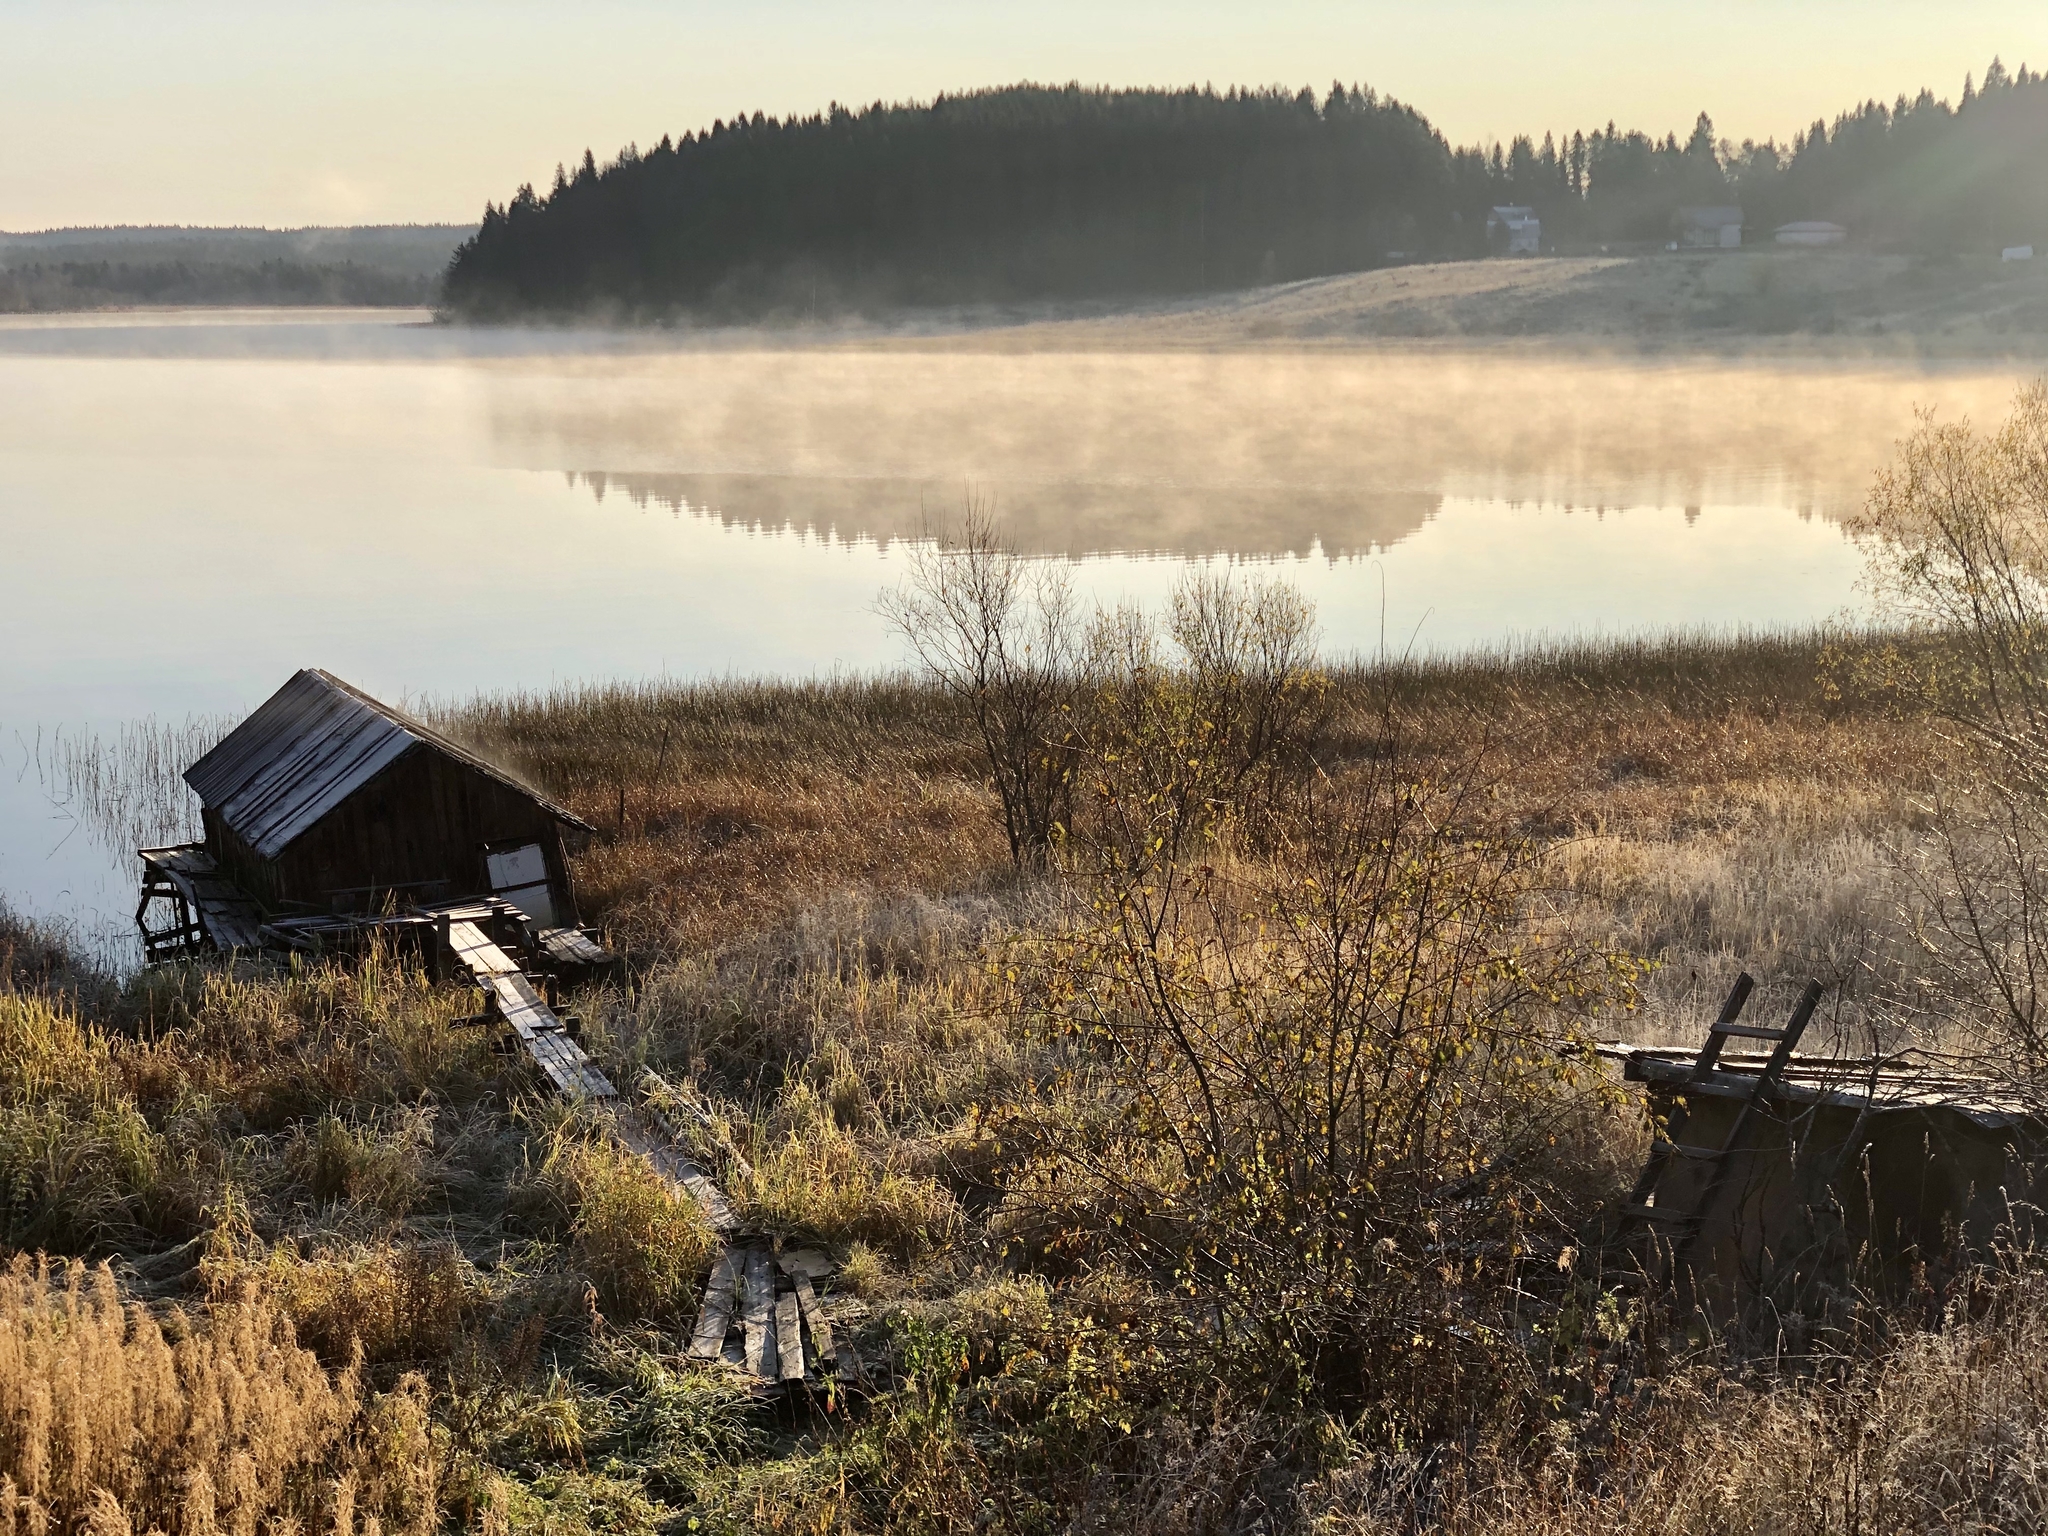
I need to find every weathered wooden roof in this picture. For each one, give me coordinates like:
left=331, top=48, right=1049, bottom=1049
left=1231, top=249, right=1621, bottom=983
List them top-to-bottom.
left=185, top=668, right=593, bottom=860
left=1599, top=1043, right=2038, bottom=1127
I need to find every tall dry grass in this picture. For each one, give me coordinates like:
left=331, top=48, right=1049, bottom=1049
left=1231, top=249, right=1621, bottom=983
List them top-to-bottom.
left=0, top=626, right=2015, bottom=1535
left=0, top=1254, right=433, bottom=1536
left=1301, top=1260, right=2048, bottom=1535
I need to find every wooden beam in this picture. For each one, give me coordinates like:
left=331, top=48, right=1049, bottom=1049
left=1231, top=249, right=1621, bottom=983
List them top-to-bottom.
left=688, top=1249, right=743, bottom=1362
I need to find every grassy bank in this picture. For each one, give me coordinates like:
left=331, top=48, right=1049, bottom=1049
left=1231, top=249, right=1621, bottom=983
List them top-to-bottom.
left=2, top=628, right=2023, bottom=1535
left=448, top=629, right=1943, bottom=1044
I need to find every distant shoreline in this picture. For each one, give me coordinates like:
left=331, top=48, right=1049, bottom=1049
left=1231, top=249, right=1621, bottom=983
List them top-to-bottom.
left=424, top=252, right=2048, bottom=360
left=6, top=258, right=2048, bottom=368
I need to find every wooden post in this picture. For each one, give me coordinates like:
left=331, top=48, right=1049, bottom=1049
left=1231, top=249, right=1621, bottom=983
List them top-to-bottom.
left=433, top=912, right=451, bottom=983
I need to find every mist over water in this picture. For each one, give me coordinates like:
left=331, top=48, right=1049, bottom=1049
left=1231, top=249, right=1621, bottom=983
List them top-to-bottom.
left=0, top=306, right=2033, bottom=950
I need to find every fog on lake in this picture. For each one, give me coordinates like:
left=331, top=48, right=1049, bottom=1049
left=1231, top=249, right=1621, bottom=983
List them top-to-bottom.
left=1, top=307, right=2033, bottom=951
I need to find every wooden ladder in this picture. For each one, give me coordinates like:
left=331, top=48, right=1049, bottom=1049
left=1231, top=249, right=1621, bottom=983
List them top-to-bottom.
left=1621, top=973, right=1825, bottom=1278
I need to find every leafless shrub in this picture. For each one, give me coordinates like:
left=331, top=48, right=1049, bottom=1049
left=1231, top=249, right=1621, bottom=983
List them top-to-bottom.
left=1845, top=381, right=2048, bottom=1066
left=881, top=504, right=1091, bottom=868
left=1014, top=688, right=1640, bottom=1426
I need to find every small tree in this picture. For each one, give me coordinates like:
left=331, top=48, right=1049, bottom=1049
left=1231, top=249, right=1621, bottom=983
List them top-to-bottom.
left=1848, top=382, right=2048, bottom=1067
left=881, top=506, right=1089, bottom=869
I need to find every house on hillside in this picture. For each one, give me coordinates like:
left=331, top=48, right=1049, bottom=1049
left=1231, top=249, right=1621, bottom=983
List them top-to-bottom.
left=1486, top=206, right=1541, bottom=256
left=1675, top=206, right=1745, bottom=249
left=1775, top=220, right=1847, bottom=247
left=179, top=668, right=594, bottom=925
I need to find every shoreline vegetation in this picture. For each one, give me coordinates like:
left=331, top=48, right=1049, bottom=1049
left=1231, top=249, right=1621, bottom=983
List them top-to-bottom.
left=0, top=224, right=473, bottom=315
left=9, top=250, right=2046, bottom=362
left=5, top=318, right=2048, bottom=1535
left=0, top=612, right=2012, bottom=1534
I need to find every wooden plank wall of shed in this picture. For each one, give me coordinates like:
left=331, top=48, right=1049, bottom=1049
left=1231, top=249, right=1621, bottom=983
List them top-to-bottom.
left=208, top=748, right=579, bottom=918
left=203, top=806, right=283, bottom=908
left=1648, top=1087, right=2046, bottom=1314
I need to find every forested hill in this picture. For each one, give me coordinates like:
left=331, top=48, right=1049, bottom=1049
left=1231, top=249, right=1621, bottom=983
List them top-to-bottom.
left=443, top=70, right=2048, bottom=322
left=445, top=85, right=1457, bottom=318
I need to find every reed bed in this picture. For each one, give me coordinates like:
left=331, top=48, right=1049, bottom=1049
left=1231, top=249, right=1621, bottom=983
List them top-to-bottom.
left=0, top=1255, right=434, bottom=1536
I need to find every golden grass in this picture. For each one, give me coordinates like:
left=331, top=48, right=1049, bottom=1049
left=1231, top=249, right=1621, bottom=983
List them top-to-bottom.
left=0, top=628, right=2017, bottom=1535
left=444, top=629, right=1948, bottom=1055
left=735, top=1082, right=961, bottom=1257
left=530, top=1129, right=719, bottom=1321
left=0, top=1255, right=434, bottom=1536
left=1302, top=1263, right=2048, bottom=1535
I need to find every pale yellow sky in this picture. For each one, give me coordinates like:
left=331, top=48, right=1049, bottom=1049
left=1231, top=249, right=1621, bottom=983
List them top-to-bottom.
left=6, top=1, right=2046, bottom=230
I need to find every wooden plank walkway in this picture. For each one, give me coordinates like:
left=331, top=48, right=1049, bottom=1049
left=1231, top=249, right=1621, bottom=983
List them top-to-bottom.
left=130, top=849, right=858, bottom=1388
left=365, top=907, right=854, bottom=1391
left=445, top=920, right=618, bottom=1100
left=611, top=1109, right=738, bottom=1231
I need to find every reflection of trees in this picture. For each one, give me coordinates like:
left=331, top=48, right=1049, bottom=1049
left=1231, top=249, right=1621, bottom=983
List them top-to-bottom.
left=489, top=350, right=2028, bottom=532
left=566, top=470, right=1441, bottom=560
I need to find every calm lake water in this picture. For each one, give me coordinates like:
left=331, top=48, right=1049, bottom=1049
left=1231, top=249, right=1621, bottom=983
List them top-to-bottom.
left=0, top=306, right=2034, bottom=956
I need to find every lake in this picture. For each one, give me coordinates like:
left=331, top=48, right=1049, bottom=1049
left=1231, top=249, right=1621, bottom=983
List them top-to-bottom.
left=0, top=306, right=2033, bottom=956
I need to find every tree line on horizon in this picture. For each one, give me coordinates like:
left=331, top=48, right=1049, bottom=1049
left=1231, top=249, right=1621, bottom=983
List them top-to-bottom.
left=441, top=62, right=2048, bottom=320
left=0, top=258, right=437, bottom=313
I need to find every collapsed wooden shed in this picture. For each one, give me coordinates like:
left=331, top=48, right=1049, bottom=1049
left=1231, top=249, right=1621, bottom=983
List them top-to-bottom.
left=176, top=668, right=593, bottom=926
left=1607, top=976, right=2047, bottom=1320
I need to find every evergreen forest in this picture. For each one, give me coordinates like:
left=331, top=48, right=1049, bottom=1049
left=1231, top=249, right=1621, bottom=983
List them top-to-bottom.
left=442, top=64, right=2048, bottom=320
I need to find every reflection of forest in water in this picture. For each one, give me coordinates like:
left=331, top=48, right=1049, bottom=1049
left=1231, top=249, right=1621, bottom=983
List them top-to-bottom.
left=489, top=350, right=2034, bottom=547
left=565, top=471, right=1443, bottom=558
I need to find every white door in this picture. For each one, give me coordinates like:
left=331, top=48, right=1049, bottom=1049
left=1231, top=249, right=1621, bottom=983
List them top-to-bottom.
left=485, top=843, right=558, bottom=928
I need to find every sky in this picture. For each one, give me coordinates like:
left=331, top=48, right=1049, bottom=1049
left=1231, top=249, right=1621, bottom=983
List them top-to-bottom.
left=6, top=1, right=2048, bottom=231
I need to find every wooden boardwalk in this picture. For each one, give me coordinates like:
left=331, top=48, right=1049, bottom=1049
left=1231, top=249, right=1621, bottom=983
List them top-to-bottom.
left=132, top=853, right=853, bottom=1392
left=438, top=918, right=856, bottom=1387
left=445, top=919, right=619, bottom=1100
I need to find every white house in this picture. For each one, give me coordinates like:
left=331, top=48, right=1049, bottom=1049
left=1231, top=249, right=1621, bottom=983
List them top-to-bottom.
left=1486, top=206, right=1541, bottom=256
left=1676, top=206, right=1744, bottom=249
left=1775, top=221, right=1847, bottom=247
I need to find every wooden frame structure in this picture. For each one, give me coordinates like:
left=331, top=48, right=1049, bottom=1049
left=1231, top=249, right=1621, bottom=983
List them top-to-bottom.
left=136, top=845, right=266, bottom=962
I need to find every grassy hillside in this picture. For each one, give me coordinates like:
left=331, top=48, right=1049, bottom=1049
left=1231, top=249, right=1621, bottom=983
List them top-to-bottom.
left=890, top=249, right=2048, bottom=354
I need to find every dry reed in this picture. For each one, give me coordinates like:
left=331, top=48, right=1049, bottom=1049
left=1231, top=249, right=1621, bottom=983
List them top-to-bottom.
left=0, top=1254, right=433, bottom=1536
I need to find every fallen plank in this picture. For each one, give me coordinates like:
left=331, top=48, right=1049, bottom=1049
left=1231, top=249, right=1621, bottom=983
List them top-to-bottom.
left=138, top=846, right=267, bottom=951
left=539, top=927, right=611, bottom=966
left=642, top=1072, right=756, bottom=1182
left=611, top=1108, right=738, bottom=1232
left=741, top=1248, right=776, bottom=1379
left=688, top=1249, right=743, bottom=1361
left=792, top=1272, right=833, bottom=1363
left=776, top=1289, right=807, bottom=1382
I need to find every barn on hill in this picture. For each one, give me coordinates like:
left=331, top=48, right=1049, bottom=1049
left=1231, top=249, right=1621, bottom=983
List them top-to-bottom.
left=1675, top=205, right=1744, bottom=248
left=182, top=668, right=594, bottom=925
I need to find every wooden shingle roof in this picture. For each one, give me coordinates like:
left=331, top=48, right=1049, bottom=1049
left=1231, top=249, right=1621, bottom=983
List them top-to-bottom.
left=185, top=668, right=593, bottom=860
